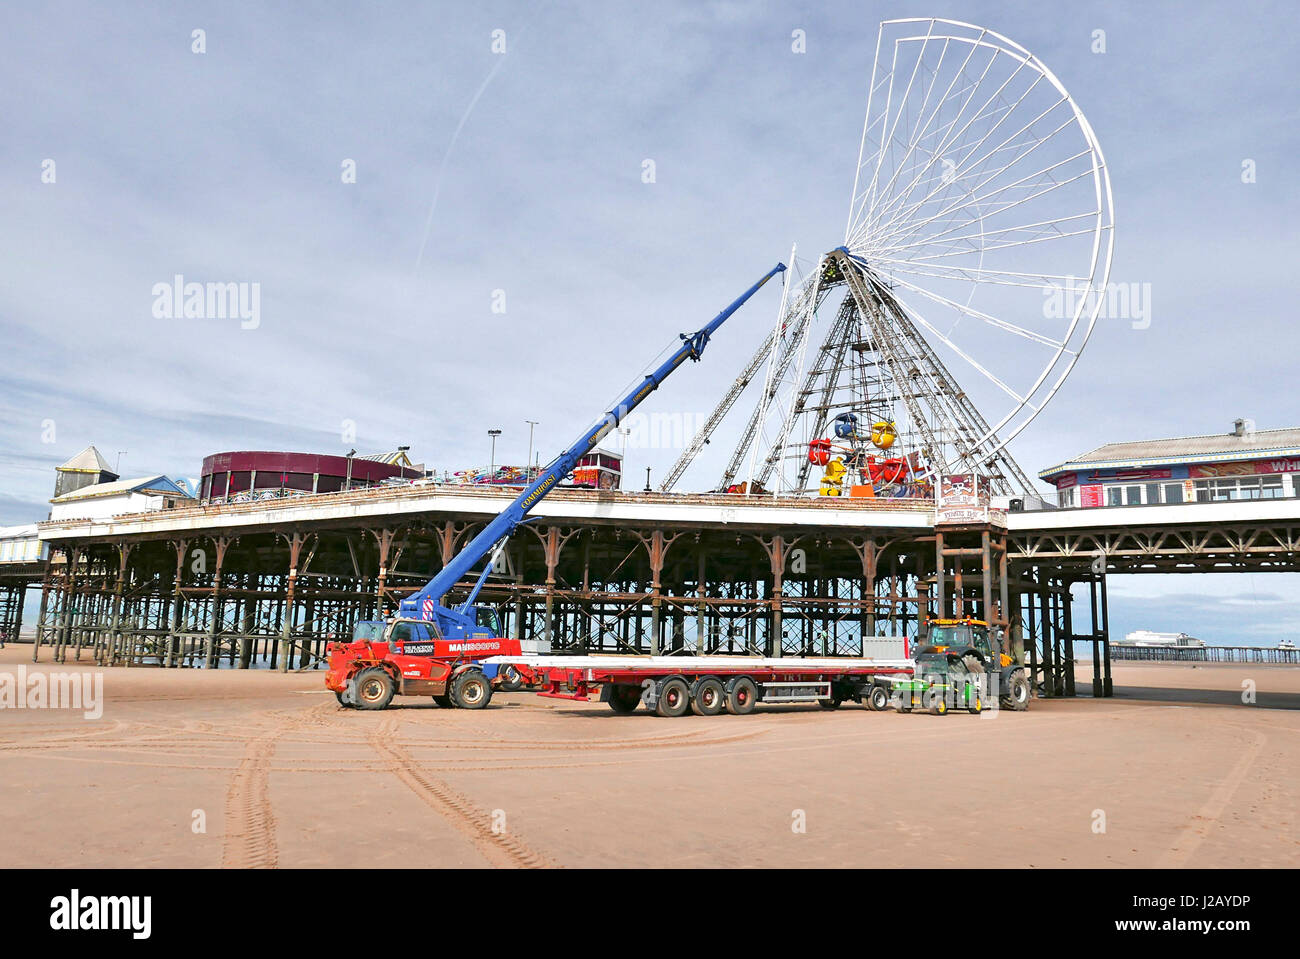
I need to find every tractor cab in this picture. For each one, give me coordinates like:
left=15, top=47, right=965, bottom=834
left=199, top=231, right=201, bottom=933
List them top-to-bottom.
left=924, top=617, right=1010, bottom=666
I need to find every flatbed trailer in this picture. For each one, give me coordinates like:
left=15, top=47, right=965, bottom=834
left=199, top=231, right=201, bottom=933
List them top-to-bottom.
left=491, top=654, right=915, bottom=716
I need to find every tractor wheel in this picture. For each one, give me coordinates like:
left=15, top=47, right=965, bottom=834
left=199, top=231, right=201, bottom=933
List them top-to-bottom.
left=497, top=665, right=525, bottom=693
left=354, top=667, right=396, bottom=711
left=451, top=670, right=493, bottom=710
left=1001, top=670, right=1030, bottom=711
left=724, top=676, right=758, bottom=715
left=654, top=677, right=691, bottom=717
left=690, top=677, right=726, bottom=716
left=607, top=684, right=641, bottom=714
left=867, top=684, right=891, bottom=712
left=967, top=690, right=983, bottom=715
left=928, top=697, right=948, bottom=716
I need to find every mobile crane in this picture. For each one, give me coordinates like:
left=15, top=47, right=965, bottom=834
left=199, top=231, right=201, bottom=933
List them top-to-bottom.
left=326, top=262, right=788, bottom=710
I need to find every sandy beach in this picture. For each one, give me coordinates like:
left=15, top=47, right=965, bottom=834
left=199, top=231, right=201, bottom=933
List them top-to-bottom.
left=1, top=644, right=1296, bottom=868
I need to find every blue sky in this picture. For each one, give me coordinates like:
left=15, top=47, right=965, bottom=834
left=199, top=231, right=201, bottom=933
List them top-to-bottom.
left=2, top=1, right=1298, bottom=642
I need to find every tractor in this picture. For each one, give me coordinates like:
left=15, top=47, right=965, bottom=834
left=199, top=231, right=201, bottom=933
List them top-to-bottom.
left=915, top=616, right=1030, bottom=710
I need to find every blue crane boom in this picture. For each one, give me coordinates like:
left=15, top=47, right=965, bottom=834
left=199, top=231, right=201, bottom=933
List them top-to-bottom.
left=397, top=262, right=787, bottom=637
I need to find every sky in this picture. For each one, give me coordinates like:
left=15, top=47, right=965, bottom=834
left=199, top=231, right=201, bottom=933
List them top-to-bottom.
left=2, top=0, right=1298, bottom=643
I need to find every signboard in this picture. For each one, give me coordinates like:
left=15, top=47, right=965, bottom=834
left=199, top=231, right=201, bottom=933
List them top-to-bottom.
left=1191, top=457, right=1300, bottom=478
left=1102, top=467, right=1172, bottom=482
left=1056, top=472, right=1078, bottom=490
left=936, top=473, right=991, bottom=524
left=1079, top=485, right=1103, bottom=508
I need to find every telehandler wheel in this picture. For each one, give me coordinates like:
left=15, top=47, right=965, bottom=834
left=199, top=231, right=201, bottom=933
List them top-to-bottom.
left=354, top=667, right=396, bottom=710
left=451, top=669, right=493, bottom=710
left=1001, top=671, right=1030, bottom=711
left=724, top=676, right=758, bottom=715
left=655, top=677, right=691, bottom=717
left=690, top=677, right=725, bottom=716
left=607, top=684, right=642, bottom=714
left=867, top=684, right=891, bottom=712
left=334, top=690, right=354, bottom=708
left=433, top=693, right=454, bottom=708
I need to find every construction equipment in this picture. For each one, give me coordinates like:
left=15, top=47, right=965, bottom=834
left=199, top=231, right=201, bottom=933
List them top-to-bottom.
left=325, top=262, right=788, bottom=709
left=916, top=616, right=1030, bottom=711
left=893, top=653, right=985, bottom=715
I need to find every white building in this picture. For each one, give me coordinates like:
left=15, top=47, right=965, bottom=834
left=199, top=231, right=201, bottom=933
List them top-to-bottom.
left=48, top=476, right=195, bottom=522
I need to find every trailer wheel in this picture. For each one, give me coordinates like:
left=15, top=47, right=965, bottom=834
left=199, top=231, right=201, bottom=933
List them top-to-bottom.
left=497, top=665, right=524, bottom=692
left=354, top=667, right=395, bottom=710
left=451, top=670, right=493, bottom=710
left=1001, top=670, right=1030, bottom=711
left=724, top=676, right=758, bottom=715
left=654, top=677, right=691, bottom=717
left=690, top=677, right=725, bottom=716
left=607, top=684, right=641, bottom=714
left=867, top=684, right=891, bottom=712
left=433, top=693, right=453, bottom=708
left=817, top=695, right=842, bottom=709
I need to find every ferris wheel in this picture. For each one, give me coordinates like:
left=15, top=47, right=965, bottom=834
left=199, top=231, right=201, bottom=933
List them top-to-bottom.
left=844, top=17, right=1114, bottom=463
left=662, top=18, right=1113, bottom=497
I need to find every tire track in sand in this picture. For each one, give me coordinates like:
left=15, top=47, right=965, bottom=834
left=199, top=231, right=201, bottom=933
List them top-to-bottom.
left=220, top=704, right=324, bottom=868
left=368, top=714, right=551, bottom=868
left=1158, top=727, right=1267, bottom=867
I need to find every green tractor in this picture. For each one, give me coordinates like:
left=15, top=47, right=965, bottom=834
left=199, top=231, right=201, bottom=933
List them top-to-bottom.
left=916, top=617, right=1030, bottom=711
left=894, top=651, right=985, bottom=715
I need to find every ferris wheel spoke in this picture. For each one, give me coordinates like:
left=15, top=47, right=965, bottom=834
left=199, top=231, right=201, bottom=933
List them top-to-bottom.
left=862, top=34, right=933, bottom=223
left=864, top=37, right=985, bottom=221
left=855, top=46, right=1036, bottom=243
left=862, top=74, right=1053, bottom=237
left=865, top=93, right=1071, bottom=247
left=868, top=113, right=1083, bottom=250
left=869, top=161, right=1099, bottom=261
left=873, top=207, right=1102, bottom=263
left=869, top=256, right=1082, bottom=289
left=885, top=273, right=1066, bottom=349
left=896, top=301, right=1026, bottom=403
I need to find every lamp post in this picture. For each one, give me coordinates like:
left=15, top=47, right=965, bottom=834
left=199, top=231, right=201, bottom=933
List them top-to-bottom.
left=525, top=420, right=538, bottom=480
left=488, top=429, right=502, bottom=477
left=345, top=449, right=356, bottom=491
left=644, top=466, right=652, bottom=492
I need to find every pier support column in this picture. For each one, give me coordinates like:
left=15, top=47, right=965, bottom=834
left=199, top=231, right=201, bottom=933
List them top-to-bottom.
left=278, top=533, right=305, bottom=673
left=206, top=538, right=230, bottom=669
left=166, top=539, right=189, bottom=668
left=107, top=542, right=133, bottom=666
left=33, top=558, right=54, bottom=662
left=1100, top=572, right=1112, bottom=697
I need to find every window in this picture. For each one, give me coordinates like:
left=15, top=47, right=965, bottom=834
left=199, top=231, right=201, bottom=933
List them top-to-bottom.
left=1193, top=476, right=1285, bottom=501
left=1163, top=482, right=1184, bottom=504
left=1145, top=483, right=1162, bottom=504
left=1125, top=485, right=1142, bottom=505
left=1106, top=486, right=1123, bottom=506
left=1058, top=487, right=1075, bottom=508
left=474, top=607, right=501, bottom=635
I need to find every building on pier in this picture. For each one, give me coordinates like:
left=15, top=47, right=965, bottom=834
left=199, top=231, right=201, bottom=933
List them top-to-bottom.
left=1041, top=420, right=1300, bottom=508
